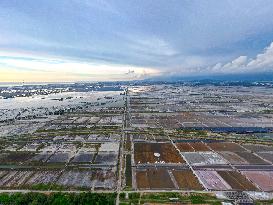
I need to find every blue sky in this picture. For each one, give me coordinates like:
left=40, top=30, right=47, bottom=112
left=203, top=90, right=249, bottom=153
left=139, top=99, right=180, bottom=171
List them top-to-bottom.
left=1, top=0, right=273, bottom=82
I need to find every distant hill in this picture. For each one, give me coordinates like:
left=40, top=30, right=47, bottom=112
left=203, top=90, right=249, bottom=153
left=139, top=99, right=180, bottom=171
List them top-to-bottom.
left=146, top=72, right=273, bottom=83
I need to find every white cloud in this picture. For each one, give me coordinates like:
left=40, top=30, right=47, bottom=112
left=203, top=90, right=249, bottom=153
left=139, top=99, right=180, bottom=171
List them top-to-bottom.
left=79, top=0, right=121, bottom=15
left=115, top=32, right=178, bottom=57
left=207, top=42, right=273, bottom=73
left=247, top=42, right=273, bottom=68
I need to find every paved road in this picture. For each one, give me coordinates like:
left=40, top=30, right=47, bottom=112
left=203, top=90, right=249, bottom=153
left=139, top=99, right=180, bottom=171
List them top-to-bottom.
left=115, top=89, right=128, bottom=205
left=115, top=131, right=125, bottom=205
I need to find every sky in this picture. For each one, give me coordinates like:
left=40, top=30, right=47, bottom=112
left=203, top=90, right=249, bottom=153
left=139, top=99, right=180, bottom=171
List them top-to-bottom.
left=1, top=0, right=273, bottom=82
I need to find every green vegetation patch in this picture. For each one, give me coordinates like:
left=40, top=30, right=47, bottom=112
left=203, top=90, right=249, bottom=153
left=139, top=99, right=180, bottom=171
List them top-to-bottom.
left=125, top=155, right=132, bottom=188
left=0, top=192, right=117, bottom=205
left=119, top=192, right=222, bottom=205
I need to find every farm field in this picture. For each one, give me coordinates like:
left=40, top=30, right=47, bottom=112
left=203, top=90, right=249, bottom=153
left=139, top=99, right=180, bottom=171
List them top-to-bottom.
left=1, top=83, right=273, bottom=204
left=134, top=142, right=184, bottom=164
left=176, top=142, right=195, bottom=152
left=189, top=142, right=210, bottom=151
left=207, top=142, right=245, bottom=152
left=242, top=144, right=273, bottom=152
left=218, top=151, right=249, bottom=165
left=182, top=152, right=227, bottom=166
left=234, top=152, right=270, bottom=165
left=256, top=152, right=273, bottom=163
left=136, top=168, right=175, bottom=190
left=171, top=169, right=203, bottom=190
left=195, top=170, right=231, bottom=190
left=25, top=171, right=62, bottom=186
left=217, top=171, right=257, bottom=191
left=241, top=171, right=273, bottom=191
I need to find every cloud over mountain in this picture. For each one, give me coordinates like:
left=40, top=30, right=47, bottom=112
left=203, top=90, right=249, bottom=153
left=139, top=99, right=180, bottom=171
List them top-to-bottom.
left=206, top=42, right=273, bottom=74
